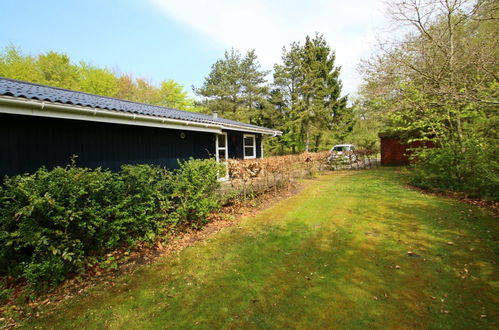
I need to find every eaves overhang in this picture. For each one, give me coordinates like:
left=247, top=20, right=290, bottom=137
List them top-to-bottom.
left=0, top=96, right=282, bottom=135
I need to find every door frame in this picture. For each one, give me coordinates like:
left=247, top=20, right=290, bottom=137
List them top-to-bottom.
left=215, top=132, right=229, bottom=180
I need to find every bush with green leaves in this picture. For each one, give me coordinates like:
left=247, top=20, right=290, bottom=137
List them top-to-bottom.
left=410, top=137, right=498, bottom=200
left=170, top=158, right=225, bottom=227
left=0, top=159, right=223, bottom=290
left=111, top=164, right=174, bottom=246
left=0, top=165, right=114, bottom=288
left=0, top=281, right=13, bottom=304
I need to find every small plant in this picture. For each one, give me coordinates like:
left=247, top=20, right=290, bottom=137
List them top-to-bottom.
left=0, top=281, right=13, bottom=304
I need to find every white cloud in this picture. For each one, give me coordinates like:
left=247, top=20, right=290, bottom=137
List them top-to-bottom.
left=150, top=0, right=387, bottom=96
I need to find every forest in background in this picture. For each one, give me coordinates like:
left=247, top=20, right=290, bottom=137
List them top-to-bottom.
left=0, top=0, right=497, bottom=199
left=359, top=0, right=497, bottom=199
left=0, top=33, right=357, bottom=155
left=0, top=45, right=199, bottom=112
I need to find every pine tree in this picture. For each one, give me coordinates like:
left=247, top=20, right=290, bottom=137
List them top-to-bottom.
left=273, top=34, right=348, bottom=152
left=194, top=48, right=269, bottom=124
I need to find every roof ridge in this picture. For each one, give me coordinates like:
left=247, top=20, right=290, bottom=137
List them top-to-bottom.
left=0, top=76, right=279, bottom=133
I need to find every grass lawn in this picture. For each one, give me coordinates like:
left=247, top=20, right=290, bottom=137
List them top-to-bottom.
left=25, top=168, right=498, bottom=329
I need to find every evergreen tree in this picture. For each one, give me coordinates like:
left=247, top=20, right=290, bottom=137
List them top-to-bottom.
left=273, top=34, right=348, bottom=152
left=194, top=48, right=270, bottom=124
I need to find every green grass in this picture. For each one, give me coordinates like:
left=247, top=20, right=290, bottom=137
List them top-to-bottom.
left=24, top=168, right=498, bottom=329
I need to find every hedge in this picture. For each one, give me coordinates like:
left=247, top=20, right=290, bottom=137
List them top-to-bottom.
left=0, top=159, right=224, bottom=290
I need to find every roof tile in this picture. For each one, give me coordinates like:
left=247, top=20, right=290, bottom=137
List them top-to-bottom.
left=0, top=77, right=278, bottom=134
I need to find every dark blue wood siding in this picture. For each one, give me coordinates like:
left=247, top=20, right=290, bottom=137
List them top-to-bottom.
left=0, top=113, right=216, bottom=177
left=226, top=131, right=262, bottom=159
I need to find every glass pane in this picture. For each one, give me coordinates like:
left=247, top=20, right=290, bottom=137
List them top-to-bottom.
left=218, top=135, right=226, bottom=148
left=244, top=137, right=254, bottom=147
left=245, top=146, right=254, bottom=157
left=218, top=149, right=226, bottom=160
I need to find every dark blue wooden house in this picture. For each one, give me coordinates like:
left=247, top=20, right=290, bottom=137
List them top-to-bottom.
left=0, top=78, right=281, bottom=177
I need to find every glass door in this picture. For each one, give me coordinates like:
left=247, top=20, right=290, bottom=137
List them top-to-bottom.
left=216, top=133, right=228, bottom=179
left=216, top=133, right=228, bottom=162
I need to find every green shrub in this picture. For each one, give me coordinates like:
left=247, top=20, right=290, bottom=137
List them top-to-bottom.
left=410, top=137, right=498, bottom=200
left=170, top=158, right=225, bottom=227
left=0, top=159, right=223, bottom=290
left=110, top=164, right=174, bottom=247
left=0, top=165, right=116, bottom=283
left=23, top=256, right=67, bottom=291
left=0, top=281, right=13, bottom=304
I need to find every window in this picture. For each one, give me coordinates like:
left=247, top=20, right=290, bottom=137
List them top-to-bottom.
left=243, top=134, right=256, bottom=159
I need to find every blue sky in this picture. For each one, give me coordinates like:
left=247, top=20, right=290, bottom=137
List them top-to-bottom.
left=1, top=0, right=386, bottom=98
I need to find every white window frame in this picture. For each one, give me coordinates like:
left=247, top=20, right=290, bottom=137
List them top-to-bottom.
left=215, top=132, right=228, bottom=162
left=243, top=134, right=256, bottom=159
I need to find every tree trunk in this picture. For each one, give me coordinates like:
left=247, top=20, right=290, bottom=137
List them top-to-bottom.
left=314, top=134, right=321, bottom=152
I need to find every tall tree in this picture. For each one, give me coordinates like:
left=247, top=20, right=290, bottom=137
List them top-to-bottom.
left=360, top=0, right=498, bottom=197
left=361, top=0, right=498, bottom=144
left=273, top=34, right=348, bottom=152
left=0, top=45, right=197, bottom=111
left=0, top=45, right=42, bottom=83
left=194, top=48, right=270, bottom=123
left=36, top=51, right=79, bottom=90
left=78, top=61, right=118, bottom=97
left=158, top=80, right=195, bottom=110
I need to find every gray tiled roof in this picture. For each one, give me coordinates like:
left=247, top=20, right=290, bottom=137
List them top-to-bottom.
left=0, top=77, right=279, bottom=134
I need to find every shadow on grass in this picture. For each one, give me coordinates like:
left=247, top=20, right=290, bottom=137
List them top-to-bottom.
left=26, top=168, right=498, bottom=329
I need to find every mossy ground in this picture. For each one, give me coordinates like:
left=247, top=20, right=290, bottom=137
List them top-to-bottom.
left=25, top=168, right=498, bottom=329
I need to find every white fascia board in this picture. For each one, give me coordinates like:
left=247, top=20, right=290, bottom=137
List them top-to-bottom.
left=0, top=96, right=222, bottom=134
left=221, top=125, right=282, bottom=136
